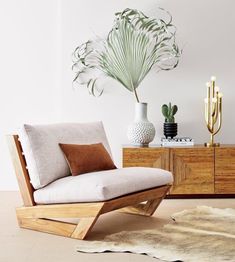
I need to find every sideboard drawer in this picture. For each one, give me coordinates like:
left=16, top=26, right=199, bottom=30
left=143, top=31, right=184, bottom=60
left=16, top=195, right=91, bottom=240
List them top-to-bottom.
left=123, top=147, right=169, bottom=170
left=169, top=147, right=214, bottom=194
left=215, top=147, right=235, bottom=194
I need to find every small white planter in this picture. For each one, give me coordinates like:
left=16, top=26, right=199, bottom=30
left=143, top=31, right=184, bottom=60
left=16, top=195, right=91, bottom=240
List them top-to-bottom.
left=127, top=102, right=155, bottom=146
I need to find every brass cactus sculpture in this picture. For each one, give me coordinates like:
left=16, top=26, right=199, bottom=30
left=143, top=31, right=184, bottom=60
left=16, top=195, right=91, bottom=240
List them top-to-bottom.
left=204, top=76, right=223, bottom=147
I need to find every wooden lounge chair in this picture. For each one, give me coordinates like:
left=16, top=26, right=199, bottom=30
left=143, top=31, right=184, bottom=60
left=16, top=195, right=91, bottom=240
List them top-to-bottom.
left=7, top=123, right=172, bottom=240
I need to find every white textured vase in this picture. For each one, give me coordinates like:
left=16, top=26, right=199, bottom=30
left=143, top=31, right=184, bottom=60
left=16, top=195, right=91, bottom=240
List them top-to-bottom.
left=127, top=102, right=155, bottom=146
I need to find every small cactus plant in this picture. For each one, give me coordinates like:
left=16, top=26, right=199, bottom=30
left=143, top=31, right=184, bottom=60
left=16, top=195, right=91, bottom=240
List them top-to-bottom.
left=162, top=102, right=178, bottom=123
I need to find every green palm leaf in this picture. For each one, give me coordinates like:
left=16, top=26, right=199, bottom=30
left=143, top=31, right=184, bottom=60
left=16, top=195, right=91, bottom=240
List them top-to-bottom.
left=72, top=8, right=181, bottom=101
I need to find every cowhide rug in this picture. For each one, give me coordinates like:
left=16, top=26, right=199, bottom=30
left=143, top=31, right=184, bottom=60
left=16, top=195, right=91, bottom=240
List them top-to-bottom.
left=77, top=206, right=235, bottom=262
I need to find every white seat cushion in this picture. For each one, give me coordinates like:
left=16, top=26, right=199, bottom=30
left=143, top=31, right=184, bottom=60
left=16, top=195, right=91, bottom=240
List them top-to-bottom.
left=19, top=122, right=111, bottom=189
left=34, top=167, right=173, bottom=204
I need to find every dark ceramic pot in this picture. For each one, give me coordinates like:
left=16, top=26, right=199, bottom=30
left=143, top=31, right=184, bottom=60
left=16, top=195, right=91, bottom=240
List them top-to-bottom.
left=164, top=122, right=178, bottom=138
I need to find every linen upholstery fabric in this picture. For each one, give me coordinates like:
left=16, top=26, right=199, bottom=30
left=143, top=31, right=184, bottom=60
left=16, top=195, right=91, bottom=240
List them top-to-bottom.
left=19, top=122, right=111, bottom=189
left=59, top=143, right=116, bottom=176
left=34, top=167, right=173, bottom=204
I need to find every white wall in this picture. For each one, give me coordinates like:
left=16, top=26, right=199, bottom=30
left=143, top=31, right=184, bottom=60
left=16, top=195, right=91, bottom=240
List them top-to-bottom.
left=0, top=0, right=59, bottom=189
left=1, top=0, right=235, bottom=190
left=60, top=0, right=235, bottom=166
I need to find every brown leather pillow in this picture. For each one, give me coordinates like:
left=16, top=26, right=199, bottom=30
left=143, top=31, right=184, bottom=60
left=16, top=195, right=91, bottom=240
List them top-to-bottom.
left=59, top=143, right=116, bottom=176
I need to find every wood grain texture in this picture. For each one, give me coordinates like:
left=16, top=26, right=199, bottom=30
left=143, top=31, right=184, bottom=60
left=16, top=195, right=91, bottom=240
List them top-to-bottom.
left=6, top=135, right=35, bottom=206
left=122, top=146, right=230, bottom=196
left=123, top=147, right=169, bottom=170
left=170, top=147, right=214, bottom=194
left=215, top=147, right=235, bottom=194
left=15, top=185, right=170, bottom=240
left=101, top=185, right=171, bottom=214
left=119, top=197, right=165, bottom=216
left=144, top=198, right=165, bottom=216
left=16, top=202, right=105, bottom=219
left=118, top=203, right=150, bottom=216
left=18, top=217, right=77, bottom=238
left=71, top=217, right=99, bottom=239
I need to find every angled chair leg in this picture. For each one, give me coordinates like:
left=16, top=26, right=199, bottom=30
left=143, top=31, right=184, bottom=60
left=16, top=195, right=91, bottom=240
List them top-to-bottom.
left=118, top=186, right=170, bottom=217
left=143, top=198, right=164, bottom=216
left=118, top=199, right=162, bottom=217
left=16, top=202, right=104, bottom=240
left=70, top=203, right=104, bottom=240
left=118, top=203, right=149, bottom=216
left=17, top=215, right=100, bottom=240
left=17, top=216, right=100, bottom=240
left=71, top=216, right=100, bottom=240
left=17, top=217, right=77, bottom=237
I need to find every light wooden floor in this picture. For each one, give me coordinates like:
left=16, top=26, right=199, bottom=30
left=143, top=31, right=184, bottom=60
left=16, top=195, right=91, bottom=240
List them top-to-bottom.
left=1, top=191, right=235, bottom=262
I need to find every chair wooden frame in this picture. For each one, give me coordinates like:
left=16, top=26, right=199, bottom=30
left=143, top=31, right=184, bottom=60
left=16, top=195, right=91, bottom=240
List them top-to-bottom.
left=7, top=135, right=171, bottom=240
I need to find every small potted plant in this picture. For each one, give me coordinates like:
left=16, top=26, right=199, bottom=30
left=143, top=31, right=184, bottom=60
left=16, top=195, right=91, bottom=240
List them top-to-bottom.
left=162, top=103, right=178, bottom=138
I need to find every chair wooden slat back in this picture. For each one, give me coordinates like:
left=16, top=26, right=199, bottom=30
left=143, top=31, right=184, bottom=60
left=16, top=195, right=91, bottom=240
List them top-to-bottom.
left=7, top=135, right=35, bottom=206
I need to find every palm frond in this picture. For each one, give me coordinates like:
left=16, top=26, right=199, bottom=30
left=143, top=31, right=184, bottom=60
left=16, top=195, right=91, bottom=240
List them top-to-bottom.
left=72, top=8, right=181, bottom=101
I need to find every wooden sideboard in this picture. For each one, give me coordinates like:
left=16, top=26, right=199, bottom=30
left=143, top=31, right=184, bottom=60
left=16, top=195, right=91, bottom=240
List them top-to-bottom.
left=122, top=145, right=235, bottom=198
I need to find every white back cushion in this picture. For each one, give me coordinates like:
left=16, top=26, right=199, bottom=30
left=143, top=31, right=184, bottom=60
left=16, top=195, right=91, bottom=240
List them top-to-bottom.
left=19, top=122, right=112, bottom=189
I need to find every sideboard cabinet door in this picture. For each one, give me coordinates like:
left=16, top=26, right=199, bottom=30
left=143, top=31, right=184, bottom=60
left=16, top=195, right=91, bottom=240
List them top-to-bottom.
left=123, top=147, right=169, bottom=170
left=170, top=147, right=214, bottom=194
left=215, top=147, right=235, bottom=194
